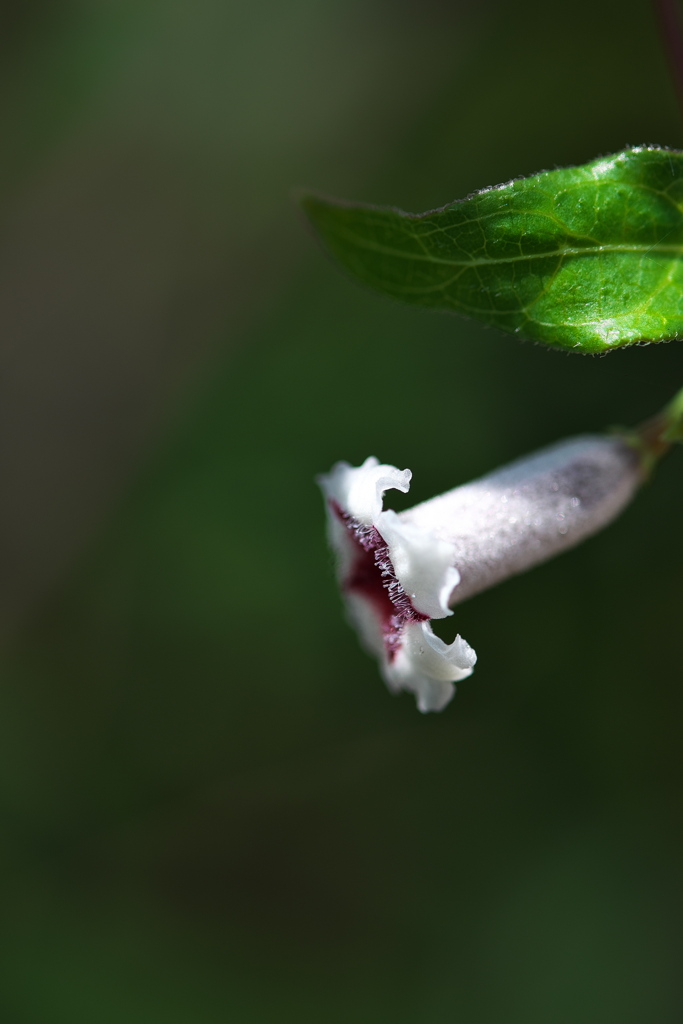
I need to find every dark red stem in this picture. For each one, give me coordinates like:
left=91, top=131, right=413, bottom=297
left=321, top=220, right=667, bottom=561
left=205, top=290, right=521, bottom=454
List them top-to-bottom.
left=653, top=0, right=683, bottom=120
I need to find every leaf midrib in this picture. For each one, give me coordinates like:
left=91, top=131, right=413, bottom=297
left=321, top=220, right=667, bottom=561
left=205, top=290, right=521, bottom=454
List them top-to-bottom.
left=330, top=226, right=683, bottom=269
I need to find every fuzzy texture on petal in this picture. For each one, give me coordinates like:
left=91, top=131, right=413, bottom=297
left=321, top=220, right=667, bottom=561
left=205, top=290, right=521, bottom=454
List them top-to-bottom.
left=400, top=436, right=642, bottom=605
left=376, top=511, right=460, bottom=619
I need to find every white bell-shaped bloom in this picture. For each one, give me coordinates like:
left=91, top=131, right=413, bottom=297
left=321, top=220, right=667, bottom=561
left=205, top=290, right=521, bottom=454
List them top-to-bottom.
left=318, top=436, right=643, bottom=713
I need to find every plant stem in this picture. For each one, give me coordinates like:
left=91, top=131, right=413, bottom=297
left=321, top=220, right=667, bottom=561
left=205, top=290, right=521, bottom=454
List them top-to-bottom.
left=653, top=0, right=683, bottom=121
left=661, top=383, right=683, bottom=441
left=625, top=384, right=683, bottom=475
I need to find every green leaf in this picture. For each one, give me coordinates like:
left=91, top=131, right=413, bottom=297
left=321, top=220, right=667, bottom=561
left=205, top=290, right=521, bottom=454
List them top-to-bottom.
left=301, top=147, right=683, bottom=354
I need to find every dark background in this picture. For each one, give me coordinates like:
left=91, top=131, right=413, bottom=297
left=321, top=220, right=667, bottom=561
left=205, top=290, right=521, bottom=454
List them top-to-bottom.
left=0, top=1, right=681, bottom=1020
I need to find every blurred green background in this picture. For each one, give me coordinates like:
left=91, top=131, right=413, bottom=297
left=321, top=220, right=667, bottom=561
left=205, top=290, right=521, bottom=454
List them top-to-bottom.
left=0, top=0, right=682, bottom=1020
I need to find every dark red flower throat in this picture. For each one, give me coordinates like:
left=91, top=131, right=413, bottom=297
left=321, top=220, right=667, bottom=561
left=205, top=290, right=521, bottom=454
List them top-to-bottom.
left=330, top=501, right=428, bottom=661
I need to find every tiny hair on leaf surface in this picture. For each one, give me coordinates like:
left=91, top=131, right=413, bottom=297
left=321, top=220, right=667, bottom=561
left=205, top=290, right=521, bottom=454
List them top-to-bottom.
left=300, top=147, right=683, bottom=354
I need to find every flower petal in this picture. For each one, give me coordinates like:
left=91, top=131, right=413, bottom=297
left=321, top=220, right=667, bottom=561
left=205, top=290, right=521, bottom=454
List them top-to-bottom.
left=318, top=456, right=411, bottom=526
left=318, top=456, right=475, bottom=713
left=376, top=510, right=460, bottom=618
left=383, top=621, right=477, bottom=713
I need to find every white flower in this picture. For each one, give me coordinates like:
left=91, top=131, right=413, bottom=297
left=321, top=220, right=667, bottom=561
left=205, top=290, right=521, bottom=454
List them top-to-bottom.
left=318, top=436, right=643, bottom=712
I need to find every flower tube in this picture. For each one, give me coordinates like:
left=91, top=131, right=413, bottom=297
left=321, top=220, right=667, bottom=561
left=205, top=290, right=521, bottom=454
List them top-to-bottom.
left=318, top=435, right=645, bottom=713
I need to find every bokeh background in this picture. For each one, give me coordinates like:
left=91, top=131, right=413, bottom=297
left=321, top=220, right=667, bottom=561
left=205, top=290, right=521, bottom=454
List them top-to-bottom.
left=0, top=1, right=682, bottom=1020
